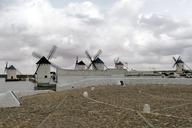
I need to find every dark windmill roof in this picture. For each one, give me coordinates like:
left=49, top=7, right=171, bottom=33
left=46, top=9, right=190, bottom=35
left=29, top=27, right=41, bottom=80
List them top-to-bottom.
left=36, top=56, right=51, bottom=64
left=94, top=58, right=104, bottom=64
left=177, top=59, right=184, bottom=63
left=77, top=61, right=86, bottom=65
left=116, top=61, right=124, bottom=65
left=7, top=65, right=16, bottom=70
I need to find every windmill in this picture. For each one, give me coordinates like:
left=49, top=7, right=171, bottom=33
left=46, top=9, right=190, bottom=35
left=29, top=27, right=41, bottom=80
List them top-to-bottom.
left=32, top=45, right=59, bottom=86
left=85, top=49, right=107, bottom=70
left=75, top=56, right=86, bottom=70
left=173, top=56, right=184, bottom=74
left=173, top=56, right=192, bottom=75
left=114, top=57, right=124, bottom=70
left=114, top=57, right=119, bottom=65
left=4, top=62, right=23, bottom=81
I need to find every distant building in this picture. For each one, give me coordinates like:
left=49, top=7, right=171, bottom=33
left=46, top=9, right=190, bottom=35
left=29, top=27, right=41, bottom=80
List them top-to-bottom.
left=93, top=58, right=104, bottom=70
left=176, top=59, right=184, bottom=74
left=75, top=61, right=86, bottom=70
left=115, top=61, right=124, bottom=70
left=6, top=65, right=17, bottom=80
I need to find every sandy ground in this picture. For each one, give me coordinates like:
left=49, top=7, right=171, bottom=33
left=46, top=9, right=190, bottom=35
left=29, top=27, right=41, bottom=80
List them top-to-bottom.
left=0, top=85, right=192, bottom=128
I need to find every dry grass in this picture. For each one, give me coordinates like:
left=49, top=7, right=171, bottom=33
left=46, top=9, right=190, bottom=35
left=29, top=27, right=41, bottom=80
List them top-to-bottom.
left=1, top=85, right=192, bottom=128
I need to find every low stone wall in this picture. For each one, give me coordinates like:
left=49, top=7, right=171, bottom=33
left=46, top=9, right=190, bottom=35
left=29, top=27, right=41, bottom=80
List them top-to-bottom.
left=57, top=69, right=127, bottom=76
left=56, top=76, right=192, bottom=91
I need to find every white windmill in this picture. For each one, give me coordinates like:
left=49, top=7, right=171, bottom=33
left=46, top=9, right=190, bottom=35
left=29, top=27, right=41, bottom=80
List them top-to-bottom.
left=32, top=45, right=59, bottom=87
left=85, top=49, right=108, bottom=70
left=75, top=56, right=86, bottom=70
left=173, top=56, right=184, bottom=74
left=114, top=57, right=124, bottom=70
left=4, top=62, right=23, bottom=81
left=5, top=62, right=17, bottom=81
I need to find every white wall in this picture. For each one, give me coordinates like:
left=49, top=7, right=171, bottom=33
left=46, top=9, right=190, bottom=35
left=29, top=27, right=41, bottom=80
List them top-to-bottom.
left=95, top=63, right=104, bottom=70
left=176, top=63, right=184, bottom=74
left=36, top=64, right=51, bottom=83
left=75, top=65, right=86, bottom=70
left=116, top=65, right=124, bottom=70
left=57, top=69, right=127, bottom=76
left=7, top=70, right=17, bottom=80
left=57, top=76, right=192, bottom=91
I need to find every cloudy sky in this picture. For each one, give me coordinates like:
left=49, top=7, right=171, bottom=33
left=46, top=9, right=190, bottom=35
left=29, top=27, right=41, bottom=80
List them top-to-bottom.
left=0, top=0, right=192, bottom=73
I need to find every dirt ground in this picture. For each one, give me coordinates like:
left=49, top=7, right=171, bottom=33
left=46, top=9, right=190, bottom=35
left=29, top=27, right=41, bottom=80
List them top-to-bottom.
left=1, top=85, right=192, bottom=128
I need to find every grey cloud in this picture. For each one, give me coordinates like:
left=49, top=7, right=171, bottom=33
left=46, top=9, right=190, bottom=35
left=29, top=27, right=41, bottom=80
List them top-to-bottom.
left=0, top=0, right=192, bottom=73
left=135, top=13, right=192, bottom=60
left=138, top=14, right=183, bottom=36
left=168, top=27, right=192, bottom=40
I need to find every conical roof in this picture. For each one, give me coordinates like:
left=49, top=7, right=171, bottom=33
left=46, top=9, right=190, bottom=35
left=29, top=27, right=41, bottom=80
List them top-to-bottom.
left=36, top=56, right=51, bottom=64
left=93, top=58, right=104, bottom=64
left=177, top=59, right=184, bottom=63
left=77, top=61, right=86, bottom=65
left=116, top=61, right=124, bottom=65
left=7, top=65, right=16, bottom=70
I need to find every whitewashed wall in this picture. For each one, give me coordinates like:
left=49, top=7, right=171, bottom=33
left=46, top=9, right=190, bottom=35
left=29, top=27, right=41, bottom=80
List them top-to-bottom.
left=95, top=63, right=104, bottom=70
left=36, top=64, right=51, bottom=83
left=75, top=65, right=86, bottom=70
left=115, top=65, right=124, bottom=70
left=57, top=69, right=127, bottom=76
left=7, top=70, right=17, bottom=79
left=57, top=76, right=192, bottom=91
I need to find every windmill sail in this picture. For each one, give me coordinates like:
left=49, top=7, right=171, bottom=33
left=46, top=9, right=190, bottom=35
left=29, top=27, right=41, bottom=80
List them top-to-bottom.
left=47, top=45, right=57, bottom=60
left=85, top=49, right=105, bottom=70
left=4, top=62, right=8, bottom=74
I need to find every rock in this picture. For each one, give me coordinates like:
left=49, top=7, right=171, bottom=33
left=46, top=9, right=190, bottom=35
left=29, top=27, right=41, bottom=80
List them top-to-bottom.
left=91, top=87, right=95, bottom=91
left=83, top=91, right=88, bottom=98
left=143, top=104, right=150, bottom=113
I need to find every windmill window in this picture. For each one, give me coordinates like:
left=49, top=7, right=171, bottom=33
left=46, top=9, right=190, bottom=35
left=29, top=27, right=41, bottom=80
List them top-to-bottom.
left=44, top=75, right=47, bottom=78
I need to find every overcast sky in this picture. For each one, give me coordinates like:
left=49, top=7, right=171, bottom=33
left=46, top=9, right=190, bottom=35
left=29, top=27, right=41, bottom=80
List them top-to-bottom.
left=0, top=0, right=192, bottom=73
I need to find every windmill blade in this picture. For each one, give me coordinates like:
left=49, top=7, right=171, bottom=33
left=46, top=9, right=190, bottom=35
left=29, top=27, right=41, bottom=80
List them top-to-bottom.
left=47, top=45, right=57, bottom=60
left=93, top=49, right=102, bottom=60
left=85, top=50, right=92, bottom=61
left=85, top=50, right=98, bottom=70
left=32, top=52, right=43, bottom=59
left=76, top=56, right=78, bottom=64
left=174, top=56, right=182, bottom=67
left=178, top=56, right=181, bottom=61
left=114, top=57, right=119, bottom=63
left=116, top=57, right=119, bottom=63
left=172, top=57, right=177, bottom=68
left=173, top=57, right=177, bottom=62
left=114, top=58, right=116, bottom=64
left=4, top=62, right=8, bottom=73
left=5, top=62, right=8, bottom=68
left=50, top=62, right=62, bottom=69
left=92, top=62, right=97, bottom=70
left=87, top=63, right=92, bottom=69
left=124, top=63, right=128, bottom=70
left=173, top=63, right=176, bottom=68
left=184, top=63, right=192, bottom=71
left=34, top=64, right=41, bottom=74
left=104, top=64, right=108, bottom=70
